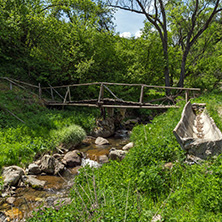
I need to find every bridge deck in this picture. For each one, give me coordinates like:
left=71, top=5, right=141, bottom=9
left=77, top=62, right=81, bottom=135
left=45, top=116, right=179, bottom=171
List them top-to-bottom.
left=45, top=98, right=179, bottom=109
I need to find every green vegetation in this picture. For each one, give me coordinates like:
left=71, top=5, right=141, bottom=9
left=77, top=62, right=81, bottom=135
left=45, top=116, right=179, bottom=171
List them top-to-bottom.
left=1, top=0, right=222, bottom=220
left=0, top=82, right=97, bottom=169
left=29, top=91, right=222, bottom=221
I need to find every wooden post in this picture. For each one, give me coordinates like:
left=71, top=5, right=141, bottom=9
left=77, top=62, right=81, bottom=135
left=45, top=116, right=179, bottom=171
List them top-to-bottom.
left=38, top=83, right=42, bottom=99
left=98, top=83, right=104, bottom=104
left=139, top=85, right=144, bottom=104
left=50, top=86, right=54, bottom=100
left=68, top=86, right=71, bottom=102
left=63, top=87, right=69, bottom=103
left=185, top=90, right=189, bottom=102
left=107, top=107, right=114, bottom=117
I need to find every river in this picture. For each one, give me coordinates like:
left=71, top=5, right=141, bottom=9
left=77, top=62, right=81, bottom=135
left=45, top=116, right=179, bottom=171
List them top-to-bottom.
left=0, top=133, right=129, bottom=221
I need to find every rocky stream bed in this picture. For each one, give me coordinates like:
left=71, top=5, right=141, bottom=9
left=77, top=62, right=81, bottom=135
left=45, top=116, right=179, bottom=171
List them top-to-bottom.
left=0, top=131, right=133, bottom=221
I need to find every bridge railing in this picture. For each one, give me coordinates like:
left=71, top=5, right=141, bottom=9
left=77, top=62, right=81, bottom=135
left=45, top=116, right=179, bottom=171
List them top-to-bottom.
left=0, top=77, right=201, bottom=107
left=41, top=82, right=200, bottom=105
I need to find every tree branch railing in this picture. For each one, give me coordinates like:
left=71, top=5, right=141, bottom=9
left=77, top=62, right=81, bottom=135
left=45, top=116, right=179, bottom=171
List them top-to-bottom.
left=0, top=77, right=201, bottom=108
left=41, top=82, right=201, bottom=106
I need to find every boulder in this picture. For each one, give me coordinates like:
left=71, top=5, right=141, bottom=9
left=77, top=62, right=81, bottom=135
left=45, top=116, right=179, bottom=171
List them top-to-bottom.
left=92, top=118, right=115, bottom=138
left=95, top=137, right=109, bottom=145
left=122, top=142, right=134, bottom=151
left=108, top=148, right=128, bottom=161
left=62, top=150, right=83, bottom=167
left=40, top=155, right=64, bottom=175
left=98, top=155, right=109, bottom=164
left=27, top=163, right=41, bottom=175
left=2, top=166, right=24, bottom=187
left=22, top=175, right=46, bottom=189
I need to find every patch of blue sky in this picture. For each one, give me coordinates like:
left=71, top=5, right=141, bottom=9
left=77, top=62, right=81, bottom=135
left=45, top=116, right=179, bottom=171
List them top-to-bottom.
left=113, top=9, right=145, bottom=38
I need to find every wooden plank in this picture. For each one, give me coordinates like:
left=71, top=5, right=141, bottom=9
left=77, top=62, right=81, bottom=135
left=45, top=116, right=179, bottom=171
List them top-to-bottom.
left=0, top=77, right=39, bottom=88
left=41, top=81, right=200, bottom=91
left=42, top=82, right=100, bottom=89
left=103, top=82, right=201, bottom=91
left=39, top=83, right=42, bottom=99
left=98, top=83, right=104, bottom=104
left=50, top=85, right=54, bottom=100
left=103, top=85, right=122, bottom=101
left=139, top=85, right=144, bottom=104
left=68, top=86, right=71, bottom=101
left=63, top=87, right=69, bottom=103
left=185, top=90, right=189, bottom=102
left=46, top=103, right=179, bottom=109
left=47, top=103, right=98, bottom=107
left=101, top=105, right=179, bottom=109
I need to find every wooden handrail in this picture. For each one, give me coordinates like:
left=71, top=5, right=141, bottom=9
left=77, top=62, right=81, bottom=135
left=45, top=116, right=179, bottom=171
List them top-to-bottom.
left=41, top=81, right=201, bottom=91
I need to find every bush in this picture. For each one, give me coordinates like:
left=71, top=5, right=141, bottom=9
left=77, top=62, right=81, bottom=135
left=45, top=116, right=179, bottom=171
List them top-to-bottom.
left=50, top=124, right=86, bottom=145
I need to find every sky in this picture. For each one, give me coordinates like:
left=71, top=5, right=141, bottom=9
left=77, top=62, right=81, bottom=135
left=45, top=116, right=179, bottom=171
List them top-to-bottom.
left=113, top=9, right=145, bottom=38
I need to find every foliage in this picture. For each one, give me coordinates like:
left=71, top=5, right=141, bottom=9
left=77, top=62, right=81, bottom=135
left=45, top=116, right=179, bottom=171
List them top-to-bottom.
left=0, top=82, right=97, bottom=169
left=29, top=91, right=222, bottom=221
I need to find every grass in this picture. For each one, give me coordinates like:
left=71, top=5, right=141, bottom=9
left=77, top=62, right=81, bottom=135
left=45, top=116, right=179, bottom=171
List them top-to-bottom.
left=0, top=81, right=98, bottom=170
left=29, top=89, right=222, bottom=221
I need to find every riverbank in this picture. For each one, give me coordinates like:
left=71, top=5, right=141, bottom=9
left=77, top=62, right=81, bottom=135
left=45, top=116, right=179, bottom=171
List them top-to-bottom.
left=0, top=81, right=98, bottom=171
left=29, top=90, right=222, bottom=222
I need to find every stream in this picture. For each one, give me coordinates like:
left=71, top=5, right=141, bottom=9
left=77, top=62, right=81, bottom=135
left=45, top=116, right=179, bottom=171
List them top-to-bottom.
left=0, top=132, right=129, bottom=221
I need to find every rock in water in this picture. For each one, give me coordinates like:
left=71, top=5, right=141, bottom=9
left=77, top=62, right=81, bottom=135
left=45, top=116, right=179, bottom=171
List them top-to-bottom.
left=92, top=117, right=115, bottom=138
left=95, top=137, right=109, bottom=145
left=122, top=142, right=134, bottom=151
left=108, top=148, right=128, bottom=161
left=62, top=150, right=83, bottom=167
left=40, top=155, right=64, bottom=175
left=98, top=155, right=109, bottom=164
left=81, top=159, right=101, bottom=168
left=27, top=163, right=41, bottom=175
left=2, top=166, right=24, bottom=187
left=22, top=175, right=46, bottom=189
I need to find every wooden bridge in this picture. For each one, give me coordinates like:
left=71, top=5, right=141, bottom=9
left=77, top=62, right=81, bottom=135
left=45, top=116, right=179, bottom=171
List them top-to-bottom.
left=1, top=77, right=201, bottom=111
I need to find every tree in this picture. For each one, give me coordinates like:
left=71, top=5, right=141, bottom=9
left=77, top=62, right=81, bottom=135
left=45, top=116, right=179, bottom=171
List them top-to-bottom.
left=106, top=0, right=171, bottom=90
left=107, top=0, right=222, bottom=89
left=169, top=0, right=222, bottom=87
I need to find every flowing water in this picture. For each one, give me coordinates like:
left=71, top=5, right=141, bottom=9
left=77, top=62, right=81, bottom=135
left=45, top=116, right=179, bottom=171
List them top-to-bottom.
left=0, top=132, right=129, bottom=221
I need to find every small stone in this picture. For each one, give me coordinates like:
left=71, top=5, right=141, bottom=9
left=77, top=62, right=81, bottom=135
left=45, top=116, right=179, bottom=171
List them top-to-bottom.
left=95, top=137, right=109, bottom=145
left=122, top=142, right=134, bottom=151
left=108, top=148, right=128, bottom=161
left=98, top=155, right=109, bottom=164
left=1, top=192, right=9, bottom=198
left=6, top=197, right=16, bottom=205
left=151, top=214, right=162, bottom=222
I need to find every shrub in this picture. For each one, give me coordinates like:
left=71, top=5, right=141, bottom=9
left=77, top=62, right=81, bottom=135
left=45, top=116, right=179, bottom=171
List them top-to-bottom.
left=50, top=124, right=86, bottom=145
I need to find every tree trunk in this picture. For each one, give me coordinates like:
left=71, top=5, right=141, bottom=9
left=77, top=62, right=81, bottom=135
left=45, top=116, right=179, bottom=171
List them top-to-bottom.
left=162, top=33, right=170, bottom=95
left=178, top=47, right=190, bottom=87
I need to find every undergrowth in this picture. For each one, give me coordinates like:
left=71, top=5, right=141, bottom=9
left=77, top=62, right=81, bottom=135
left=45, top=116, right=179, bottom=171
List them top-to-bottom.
left=0, top=82, right=97, bottom=170
left=29, top=90, right=222, bottom=221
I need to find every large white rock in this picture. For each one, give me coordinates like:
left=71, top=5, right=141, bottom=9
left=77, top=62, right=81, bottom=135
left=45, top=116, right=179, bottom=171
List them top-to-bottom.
left=95, top=137, right=109, bottom=145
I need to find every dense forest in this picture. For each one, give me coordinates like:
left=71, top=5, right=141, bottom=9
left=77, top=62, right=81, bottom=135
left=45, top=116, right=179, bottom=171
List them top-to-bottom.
left=1, top=0, right=222, bottom=221
left=1, top=0, right=222, bottom=90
